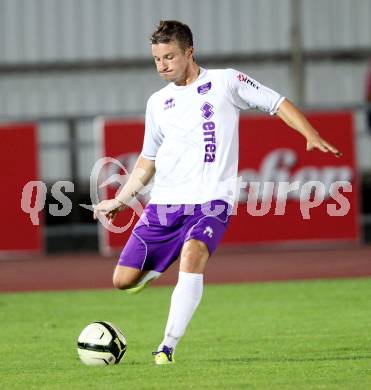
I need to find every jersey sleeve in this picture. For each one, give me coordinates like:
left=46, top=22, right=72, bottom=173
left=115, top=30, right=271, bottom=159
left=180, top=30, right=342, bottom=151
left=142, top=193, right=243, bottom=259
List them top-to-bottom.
left=224, top=68, right=285, bottom=115
left=141, top=95, right=163, bottom=160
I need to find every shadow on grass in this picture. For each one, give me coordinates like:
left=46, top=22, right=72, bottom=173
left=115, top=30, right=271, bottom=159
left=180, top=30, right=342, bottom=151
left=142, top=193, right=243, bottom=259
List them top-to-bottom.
left=207, top=355, right=371, bottom=364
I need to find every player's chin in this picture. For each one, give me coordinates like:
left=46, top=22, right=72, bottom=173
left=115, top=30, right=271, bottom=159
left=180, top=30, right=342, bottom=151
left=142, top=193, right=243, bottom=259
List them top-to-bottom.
left=159, top=72, right=175, bottom=81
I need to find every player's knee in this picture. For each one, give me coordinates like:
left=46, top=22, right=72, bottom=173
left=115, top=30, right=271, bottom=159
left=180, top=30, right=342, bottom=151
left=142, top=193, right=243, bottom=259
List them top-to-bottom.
left=181, top=240, right=209, bottom=273
left=183, top=240, right=208, bottom=259
left=112, top=265, right=144, bottom=290
left=112, top=273, right=134, bottom=290
left=112, top=276, right=127, bottom=290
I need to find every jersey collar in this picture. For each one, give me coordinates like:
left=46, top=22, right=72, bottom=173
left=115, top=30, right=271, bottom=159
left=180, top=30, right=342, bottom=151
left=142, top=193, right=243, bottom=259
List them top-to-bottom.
left=169, top=68, right=207, bottom=90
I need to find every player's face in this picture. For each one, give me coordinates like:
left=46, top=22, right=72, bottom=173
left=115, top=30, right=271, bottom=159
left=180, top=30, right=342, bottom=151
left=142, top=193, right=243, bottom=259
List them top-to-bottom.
left=152, top=41, right=193, bottom=84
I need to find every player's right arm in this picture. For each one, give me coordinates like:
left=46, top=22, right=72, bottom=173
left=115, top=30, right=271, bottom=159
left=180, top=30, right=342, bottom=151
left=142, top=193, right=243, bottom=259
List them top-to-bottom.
left=94, top=94, right=162, bottom=223
left=93, top=154, right=155, bottom=223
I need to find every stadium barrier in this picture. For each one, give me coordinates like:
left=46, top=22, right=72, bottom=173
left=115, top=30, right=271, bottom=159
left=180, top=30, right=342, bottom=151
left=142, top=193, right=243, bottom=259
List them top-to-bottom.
left=98, top=112, right=359, bottom=255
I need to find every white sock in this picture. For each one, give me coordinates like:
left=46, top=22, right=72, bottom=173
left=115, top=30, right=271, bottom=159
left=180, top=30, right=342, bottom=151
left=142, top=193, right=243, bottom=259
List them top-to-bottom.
left=136, top=270, right=161, bottom=287
left=159, top=271, right=203, bottom=351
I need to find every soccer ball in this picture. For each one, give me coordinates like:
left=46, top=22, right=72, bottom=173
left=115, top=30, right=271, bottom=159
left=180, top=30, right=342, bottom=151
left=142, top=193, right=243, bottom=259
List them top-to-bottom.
left=77, top=321, right=127, bottom=366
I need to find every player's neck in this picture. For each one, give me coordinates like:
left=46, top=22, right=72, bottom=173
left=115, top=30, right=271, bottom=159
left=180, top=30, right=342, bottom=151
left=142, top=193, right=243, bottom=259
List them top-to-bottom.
left=175, top=63, right=200, bottom=86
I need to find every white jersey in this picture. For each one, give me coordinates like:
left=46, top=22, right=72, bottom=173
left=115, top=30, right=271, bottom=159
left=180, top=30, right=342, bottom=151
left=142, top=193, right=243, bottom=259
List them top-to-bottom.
left=142, top=67, right=285, bottom=205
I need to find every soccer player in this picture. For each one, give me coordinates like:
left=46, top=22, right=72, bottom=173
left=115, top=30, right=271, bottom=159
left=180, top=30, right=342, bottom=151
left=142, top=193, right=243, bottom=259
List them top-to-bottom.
left=93, top=20, right=341, bottom=365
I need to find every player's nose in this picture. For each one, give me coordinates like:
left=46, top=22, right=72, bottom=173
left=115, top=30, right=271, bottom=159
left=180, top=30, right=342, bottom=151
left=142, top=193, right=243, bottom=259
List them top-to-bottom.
left=157, top=60, right=168, bottom=73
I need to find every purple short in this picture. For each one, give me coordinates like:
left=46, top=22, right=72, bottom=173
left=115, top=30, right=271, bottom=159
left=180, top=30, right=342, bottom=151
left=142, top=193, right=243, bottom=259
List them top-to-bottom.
left=118, top=200, right=231, bottom=273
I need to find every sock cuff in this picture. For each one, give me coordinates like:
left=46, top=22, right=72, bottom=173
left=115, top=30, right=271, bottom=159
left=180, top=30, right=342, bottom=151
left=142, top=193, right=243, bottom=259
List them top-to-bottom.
left=178, top=271, right=203, bottom=282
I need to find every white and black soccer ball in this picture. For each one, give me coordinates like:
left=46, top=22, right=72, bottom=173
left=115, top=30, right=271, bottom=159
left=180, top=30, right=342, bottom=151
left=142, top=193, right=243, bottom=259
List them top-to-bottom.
left=77, top=321, right=127, bottom=366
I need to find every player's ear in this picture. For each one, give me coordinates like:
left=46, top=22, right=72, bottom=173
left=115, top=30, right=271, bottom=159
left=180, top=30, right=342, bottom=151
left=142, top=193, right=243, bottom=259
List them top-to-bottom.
left=186, top=46, right=194, bottom=59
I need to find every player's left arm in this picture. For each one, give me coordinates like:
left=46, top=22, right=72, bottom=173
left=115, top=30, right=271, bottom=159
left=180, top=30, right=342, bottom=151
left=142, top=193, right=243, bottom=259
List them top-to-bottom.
left=276, top=98, right=342, bottom=157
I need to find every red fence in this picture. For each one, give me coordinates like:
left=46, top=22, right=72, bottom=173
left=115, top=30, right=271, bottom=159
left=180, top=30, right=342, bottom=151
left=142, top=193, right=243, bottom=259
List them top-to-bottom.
left=99, top=111, right=359, bottom=254
left=0, top=123, right=42, bottom=253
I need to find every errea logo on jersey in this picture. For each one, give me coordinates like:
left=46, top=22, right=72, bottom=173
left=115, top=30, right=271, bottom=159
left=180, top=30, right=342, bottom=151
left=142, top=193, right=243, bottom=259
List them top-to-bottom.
left=237, top=73, right=259, bottom=90
left=164, top=98, right=175, bottom=110
left=200, top=101, right=216, bottom=163
left=201, top=102, right=214, bottom=120
left=203, top=226, right=214, bottom=238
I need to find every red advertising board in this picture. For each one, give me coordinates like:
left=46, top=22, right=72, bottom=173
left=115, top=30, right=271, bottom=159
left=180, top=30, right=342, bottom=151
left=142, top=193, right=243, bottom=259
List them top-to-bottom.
left=99, top=112, right=359, bottom=254
left=225, top=112, right=359, bottom=244
left=98, top=120, right=146, bottom=254
left=0, top=123, right=42, bottom=253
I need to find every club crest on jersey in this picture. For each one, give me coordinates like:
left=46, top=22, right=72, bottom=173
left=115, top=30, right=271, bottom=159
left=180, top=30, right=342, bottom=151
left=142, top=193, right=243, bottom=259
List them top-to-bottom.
left=237, top=73, right=259, bottom=90
left=197, top=81, right=212, bottom=95
left=164, top=98, right=175, bottom=110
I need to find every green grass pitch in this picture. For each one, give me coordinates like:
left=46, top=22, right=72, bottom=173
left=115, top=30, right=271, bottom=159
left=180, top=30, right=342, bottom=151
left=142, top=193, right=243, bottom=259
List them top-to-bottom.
left=1, top=278, right=371, bottom=389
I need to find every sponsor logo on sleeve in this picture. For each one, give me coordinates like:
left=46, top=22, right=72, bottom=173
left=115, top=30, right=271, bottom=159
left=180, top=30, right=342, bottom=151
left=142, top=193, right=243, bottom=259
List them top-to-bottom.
left=237, top=73, right=259, bottom=90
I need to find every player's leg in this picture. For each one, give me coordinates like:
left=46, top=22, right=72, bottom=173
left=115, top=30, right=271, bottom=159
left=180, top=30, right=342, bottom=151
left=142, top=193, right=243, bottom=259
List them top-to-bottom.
left=153, top=200, right=231, bottom=364
left=113, top=203, right=184, bottom=294
left=113, top=219, right=163, bottom=293
left=153, top=239, right=209, bottom=364
left=113, top=265, right=161, bottom=293
left=113, top=265, right=147, bottom=289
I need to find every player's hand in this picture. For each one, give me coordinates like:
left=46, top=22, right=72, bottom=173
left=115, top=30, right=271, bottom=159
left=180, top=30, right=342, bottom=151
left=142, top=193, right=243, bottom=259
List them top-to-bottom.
left=306, top=134, right=342, bottom=158
left=93, top=199, right=125, bottom=223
